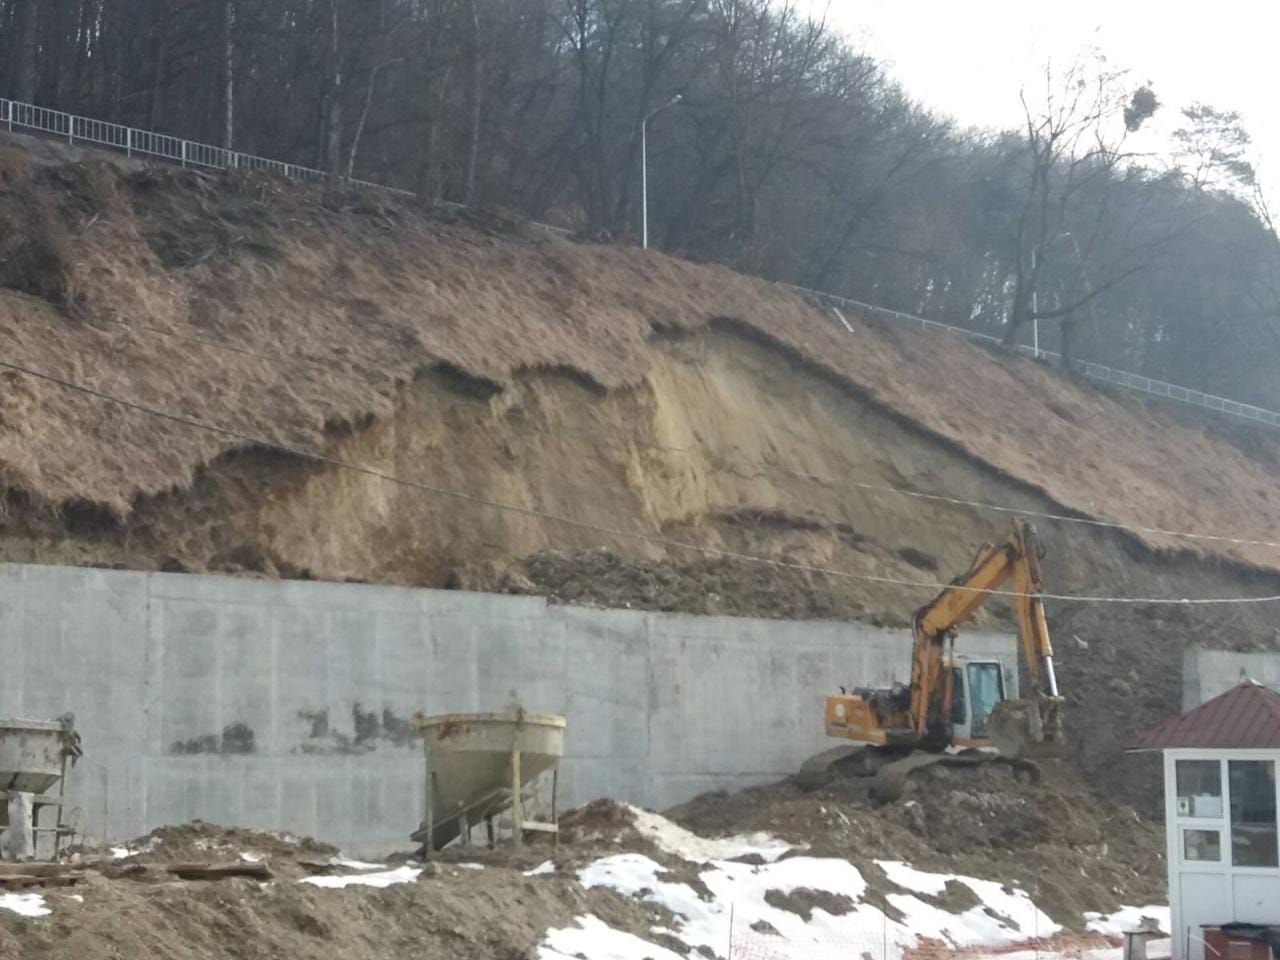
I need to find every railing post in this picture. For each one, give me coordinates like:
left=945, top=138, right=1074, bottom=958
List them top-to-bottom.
left=126, top=128, right=132, bottom=157
left=181, top=140, right=187, bottom=168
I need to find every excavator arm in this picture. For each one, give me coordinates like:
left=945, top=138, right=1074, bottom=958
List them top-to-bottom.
left=814, top=519, right=1065, bottom=772
left=907, top=520, right=1062, bottom=755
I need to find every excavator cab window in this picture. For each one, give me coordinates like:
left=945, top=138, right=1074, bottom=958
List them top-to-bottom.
left=967, top=662, right=1005, bottom=737
left=949, top=668, right=967, bottom=725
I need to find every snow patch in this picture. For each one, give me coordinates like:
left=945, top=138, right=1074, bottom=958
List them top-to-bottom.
left=626, top=805, right=793, bottom=863
left=538, top=810, right=1157, bottom=960
left=110, top=837, right=159, bottom=860
left=239, top=851, right=263, bottom=864
left=571, top=852, right=1063, bottom=960
left=329, top=856, right=388, bottom=871
left=877, top=859, right=950, bottom=895
left=524, top=860, right=556, bottom=877
left=878, top=860, right=1060, bottom=943
left=456, top=862, right=486, bottom=871
left=301, top=865, right=421, bottom=889
left=0, top=893, right=50, bottom=918
left=1085, top=905, right=1171, bottom=936
left=539, top=915, right=686, bottom=960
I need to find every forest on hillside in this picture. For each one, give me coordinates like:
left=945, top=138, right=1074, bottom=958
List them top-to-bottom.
left=4, top=0, right=1280, bottom=407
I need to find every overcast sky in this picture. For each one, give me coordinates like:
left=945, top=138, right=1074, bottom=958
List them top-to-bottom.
left=810, top=1, right=1275, bottom=185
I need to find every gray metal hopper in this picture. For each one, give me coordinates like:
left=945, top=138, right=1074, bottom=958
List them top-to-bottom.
left=410, top=710, right=565, bottom=854
left=0, top=715, right=81, bottom=859
left=0, top=719, right=74, bottom=795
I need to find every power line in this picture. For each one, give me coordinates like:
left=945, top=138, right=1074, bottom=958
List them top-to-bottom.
left=82, top=309, right=1280, bottom=553
left=2, top=352, right=1278, bottom=607
left=795, top=474, right=1280, bottom=550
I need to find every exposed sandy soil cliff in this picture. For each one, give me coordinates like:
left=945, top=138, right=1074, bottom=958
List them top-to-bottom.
left=3, top=137, right=1280, bottom=816
left=3, top=138, right=1280, bottom=574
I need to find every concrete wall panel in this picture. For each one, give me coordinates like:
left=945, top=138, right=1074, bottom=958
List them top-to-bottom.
left=0, top=562, right=1017, bottom=853
left=1183, top=647, right=1280, bottom=708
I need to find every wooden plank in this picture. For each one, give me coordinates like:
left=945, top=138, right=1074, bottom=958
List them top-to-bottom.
left=518, top=821, right=559, bottom=834
left=167, top=861, right=272, bottom=881
left=0, top=862, right=80, bottom=878
left=0, top=870, right=85, bottom=888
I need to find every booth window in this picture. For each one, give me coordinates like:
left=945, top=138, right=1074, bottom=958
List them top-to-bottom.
left=1176, top=759, right=1223, bottom=818
left=1228, top=760, right=1278, bottom=867
left=1182, top=828, right=1221, bottom=862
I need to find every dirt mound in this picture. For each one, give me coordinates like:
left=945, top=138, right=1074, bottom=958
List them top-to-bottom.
left=498, top=547, right=867, bottom=620
left=667, top=759, right=1165, bottom=927
left=1, top=794, right=1160, bottom=957
left=108, top=821, right=337, bottom=869
left=1, top=852, right=666, bottom=960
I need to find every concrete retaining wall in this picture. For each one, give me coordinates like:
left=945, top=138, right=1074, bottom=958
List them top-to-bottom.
left=0, top=563, right=1016, bottom=854
left=1183, top=647, right=1280, bottom=708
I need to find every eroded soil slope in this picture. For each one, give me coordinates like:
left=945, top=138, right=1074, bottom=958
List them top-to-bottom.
left=4, top=138, right=1280, bottom=573
left=4, top=139, right=1280, bottom=814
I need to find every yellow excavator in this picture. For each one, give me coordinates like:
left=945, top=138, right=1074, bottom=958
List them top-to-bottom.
left=799, top=520, right=1065, bottom=788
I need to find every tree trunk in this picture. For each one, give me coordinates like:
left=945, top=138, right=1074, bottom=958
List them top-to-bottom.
left=10, top=0, right=38, bottom=102
left=71, top=0, right=96, bottom=107
left=222, top=0, right=235, bottom=150
left=325, top=0, right=343, bottom=186
left=462, top=0, right=482, bottom=205
left=148, top=28, right=170, bottom=130
left=348, top=59, right=402, bottom=181
left=1060, top=314, right=1079, bottom=371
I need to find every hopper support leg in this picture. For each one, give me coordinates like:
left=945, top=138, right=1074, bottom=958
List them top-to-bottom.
left=510, top=749, right=523, bottom=848
left=551, top=768, right=559, bottom=850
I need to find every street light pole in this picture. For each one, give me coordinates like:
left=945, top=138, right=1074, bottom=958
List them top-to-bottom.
left=641, top=94, right=682, bottom=250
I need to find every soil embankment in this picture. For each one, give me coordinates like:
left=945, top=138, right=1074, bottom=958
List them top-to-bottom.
left=3, top=137, right=1279, bottom=818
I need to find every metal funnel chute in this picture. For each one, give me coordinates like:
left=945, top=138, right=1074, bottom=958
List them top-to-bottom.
left=410, top=710, right=565, bottom=854
left=0, top=715, right=82, bottom=860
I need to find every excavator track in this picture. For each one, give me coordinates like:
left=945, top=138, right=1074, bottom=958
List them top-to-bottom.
left=796, top=744, right=1041, bottom=798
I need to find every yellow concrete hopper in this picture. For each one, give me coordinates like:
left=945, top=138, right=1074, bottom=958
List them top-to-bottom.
left=410, top=710, right=566, bottom=854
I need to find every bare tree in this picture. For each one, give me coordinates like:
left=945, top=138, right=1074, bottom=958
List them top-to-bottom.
left=222, top=0, right=235, bottom=149
left=324, top=0, right=344, bottom=184
left=1001, top=55, right=1159, bottom=346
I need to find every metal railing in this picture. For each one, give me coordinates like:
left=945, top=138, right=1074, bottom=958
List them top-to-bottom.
left=4, top=96, right=1277, bottom=428
left=1, top=97, right=413, bottom=197
left=784, top=283, right=1280, bottom=428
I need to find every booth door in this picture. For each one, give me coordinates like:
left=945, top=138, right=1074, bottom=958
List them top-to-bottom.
left=1179, top=873, right=1230, bottom=960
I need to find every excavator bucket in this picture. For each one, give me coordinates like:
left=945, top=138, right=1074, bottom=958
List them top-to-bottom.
left=987, top=696, right=1065, bottom=760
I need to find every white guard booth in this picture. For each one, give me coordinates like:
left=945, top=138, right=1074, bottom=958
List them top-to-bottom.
left=1132, top=681, right=1280, bottom=960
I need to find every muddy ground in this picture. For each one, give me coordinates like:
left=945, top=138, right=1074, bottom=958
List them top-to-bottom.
left=2, top=753, right=1167, bottom=960
left=665, top=758, right=1165, bottom=925
left=6, top=823, right=669, bottom=960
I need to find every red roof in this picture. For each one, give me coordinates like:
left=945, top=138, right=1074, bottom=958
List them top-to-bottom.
left=1131, top=681, right=1280, bottom=750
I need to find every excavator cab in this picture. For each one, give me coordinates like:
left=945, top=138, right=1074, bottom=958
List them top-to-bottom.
left=948, top=659, right=1008, bottom=746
